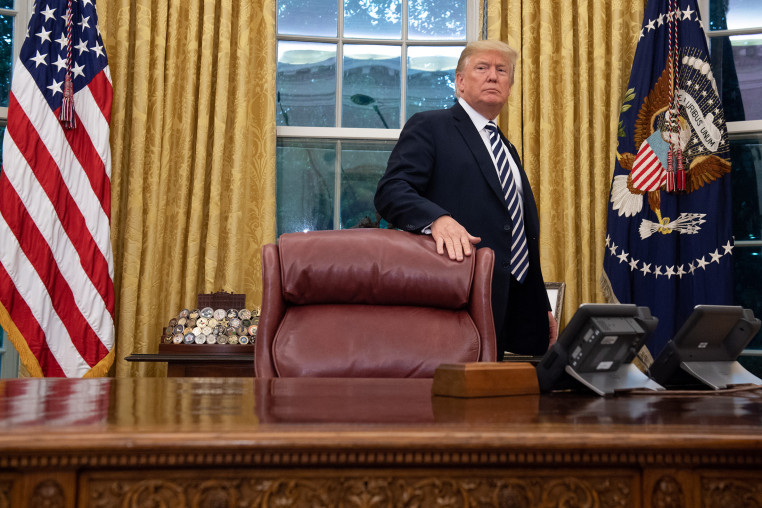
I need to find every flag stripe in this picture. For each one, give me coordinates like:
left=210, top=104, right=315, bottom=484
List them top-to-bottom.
left=10, top=65, right=112, bottom=264
left=86, top=70, right=113, bottom=131
left=6, top=93, right=115, bottom=317
left=62, top=101, right=111, bottom=219
left=632, top=148, right=666, bottom=190
left=0, top=174, right=110, bottom=364
left=0, top=212, right=90, bottom=377
left=0, top=261, right=65, bottom=377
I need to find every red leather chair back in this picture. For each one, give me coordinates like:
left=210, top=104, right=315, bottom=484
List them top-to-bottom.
left=255, top=229, right=496, bottom=378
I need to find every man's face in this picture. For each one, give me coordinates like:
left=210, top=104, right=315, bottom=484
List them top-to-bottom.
left=456, top=50, right=512, bottom=118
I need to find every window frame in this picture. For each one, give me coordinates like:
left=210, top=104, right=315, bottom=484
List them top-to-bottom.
left=275, top=0, right=480, bottom=233
left=698, top=0, right=762, bottom=358
left=698, top=0, right=762, bottom=247
left=0, top=1, right=31, bottom=120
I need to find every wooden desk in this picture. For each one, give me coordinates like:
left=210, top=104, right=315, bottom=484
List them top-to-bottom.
left=125, top=344, right=254, bottom=377
left=0, top=377, right=761, bottom=507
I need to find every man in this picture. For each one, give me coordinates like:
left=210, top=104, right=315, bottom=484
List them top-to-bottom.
left=374, top=40, right=557, bottom=359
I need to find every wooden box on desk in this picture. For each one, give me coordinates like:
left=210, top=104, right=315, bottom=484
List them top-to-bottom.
left=432, top=362, right=539, bottom=397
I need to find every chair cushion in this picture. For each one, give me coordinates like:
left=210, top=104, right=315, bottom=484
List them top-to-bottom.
left=278, top=229, right=474, bottom=309
left=272, top=304, right=481, bottom=378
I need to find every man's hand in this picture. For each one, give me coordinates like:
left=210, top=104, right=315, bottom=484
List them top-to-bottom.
left=431, top=216, right=481, bottom=261
left=548, top=311, right=558, bottom=349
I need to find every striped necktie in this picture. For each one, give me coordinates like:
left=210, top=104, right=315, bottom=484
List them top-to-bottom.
left=485, top=121, right=529, bottom=283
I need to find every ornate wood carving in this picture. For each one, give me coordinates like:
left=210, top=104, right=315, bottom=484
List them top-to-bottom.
left=85, top=470, right=636, bottom=508
left=651, top=475, right=686, bottom=508
left=701, top=477, right=762, bottom=508
left=0, top=479, right=13, bottom=508
left=28, top=479, right=66, bottom=508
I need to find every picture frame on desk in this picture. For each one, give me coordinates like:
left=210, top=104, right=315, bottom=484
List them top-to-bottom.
left=545, top=281, right=565, bottom=324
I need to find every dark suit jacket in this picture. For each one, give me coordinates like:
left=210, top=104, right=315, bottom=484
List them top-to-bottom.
left=374, top=102, right=550, bottom=356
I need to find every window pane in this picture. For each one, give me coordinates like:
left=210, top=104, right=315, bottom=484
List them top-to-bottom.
left=278, top=0, right=337, bottom=37
left=344, top=0, right=401, bottom=40
left=408, top=0, right=466, bottom=41
left=710, top=0, right=762, bottom=31
left=0, top=2, right=12, bottom=9
left=0, top=14, right=13, bottom=108
left=710, top=35, right=762, bottom=122
left=277, top=41, right=337, bottom=127
left=342, top=44, right=400, bottom=128
left=406, top=45, right=459, bottom=119
left=731, top=135, right=762, bottom=241
left=276, top=139, right=336, bottom=235
left=339, top=141, right=394, bottom=228
left=733, top=247, right=762, bottom=349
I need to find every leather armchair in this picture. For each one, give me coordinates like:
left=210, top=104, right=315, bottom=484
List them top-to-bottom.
left=255, top=228, right=496, bottom=378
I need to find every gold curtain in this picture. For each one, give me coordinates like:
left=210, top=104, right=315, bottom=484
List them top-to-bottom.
left=98, top=0, right=277, bottom=376
left=487, top=0, right=645, bottom=326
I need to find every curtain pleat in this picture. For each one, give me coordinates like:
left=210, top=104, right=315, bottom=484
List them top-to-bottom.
left=99, top=0, right=277, bottom=376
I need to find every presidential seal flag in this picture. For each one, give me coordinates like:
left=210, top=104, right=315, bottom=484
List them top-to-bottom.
left=0, top=0, right=114, bottom=377
left=602, top=0, right=733, bottom=356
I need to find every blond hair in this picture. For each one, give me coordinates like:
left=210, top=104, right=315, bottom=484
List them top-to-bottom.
left=456, top=40, right=518, bottom=88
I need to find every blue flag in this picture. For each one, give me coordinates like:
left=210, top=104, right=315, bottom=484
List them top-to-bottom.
left=602, top=0, right=733, bottom=356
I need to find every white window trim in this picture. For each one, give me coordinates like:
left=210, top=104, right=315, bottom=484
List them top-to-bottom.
left=0, top=2, right=32, bottom=121
left=727, top=121, right=762, bottom=136
left=278, top=126, right=403, bottom=140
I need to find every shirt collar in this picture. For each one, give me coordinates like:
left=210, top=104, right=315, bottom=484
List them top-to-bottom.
left=458, top=97, right=498, bottom=132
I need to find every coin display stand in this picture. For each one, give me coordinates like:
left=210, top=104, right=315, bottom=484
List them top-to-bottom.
left=159, top=291, right=258, bottom=354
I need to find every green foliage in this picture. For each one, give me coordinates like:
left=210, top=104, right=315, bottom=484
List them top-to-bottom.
left=617, top=88, right=636, bottom=139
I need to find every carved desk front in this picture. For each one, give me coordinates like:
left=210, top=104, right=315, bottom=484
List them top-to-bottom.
left=0, top=376, right=760, bottom=507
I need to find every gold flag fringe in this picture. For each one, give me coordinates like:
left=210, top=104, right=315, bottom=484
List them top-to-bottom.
left=0, top=300, right=114, bottom=378
left=0, top=300, right=44, bottom=377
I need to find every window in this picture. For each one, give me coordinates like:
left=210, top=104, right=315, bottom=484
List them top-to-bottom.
left=0, top=0, right=31, bottom=378
left=275, top=0, right=478, bottom=235
left=700, top=0, right=762, bottom=367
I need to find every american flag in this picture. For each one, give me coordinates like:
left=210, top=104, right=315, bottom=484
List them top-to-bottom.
left=0, top=0, right=114, bottom=377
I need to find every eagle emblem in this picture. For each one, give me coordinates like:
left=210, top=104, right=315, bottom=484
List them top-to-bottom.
left=610, top=50, right=730, bottom=239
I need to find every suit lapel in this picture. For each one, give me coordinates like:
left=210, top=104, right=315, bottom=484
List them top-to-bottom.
left=450, top=103, right=540, bottom=238
left=450, top=104, right=506, bottom=206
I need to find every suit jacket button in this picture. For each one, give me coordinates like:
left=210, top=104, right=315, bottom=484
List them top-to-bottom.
left=503, top=224, right=511, bottom=231
left=503, top=261, right=510, bottom=269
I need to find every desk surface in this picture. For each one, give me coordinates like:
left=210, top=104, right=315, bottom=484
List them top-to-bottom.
left=1, top=377, right=761, bottom=507
left=1, top=377, right=761, bottom=452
